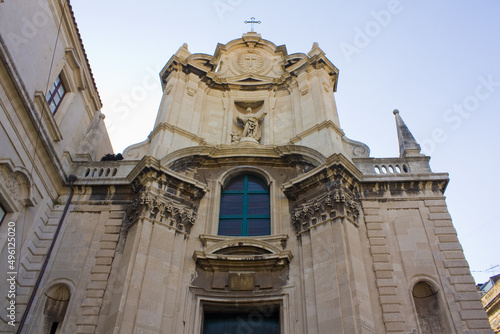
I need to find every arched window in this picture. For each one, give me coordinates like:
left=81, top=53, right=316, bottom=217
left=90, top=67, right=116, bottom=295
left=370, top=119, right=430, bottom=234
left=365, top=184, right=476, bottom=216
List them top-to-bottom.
left=219, top=175, right=270, bottom=236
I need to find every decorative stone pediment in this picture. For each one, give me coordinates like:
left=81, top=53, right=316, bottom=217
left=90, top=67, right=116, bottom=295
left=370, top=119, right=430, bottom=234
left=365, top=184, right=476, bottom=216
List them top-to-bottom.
left=160, top=33, right=338, bottom=92
left=212, top=33, right=286, bottom=81
left=160, top=144, right=325, bottom=180
left=192, top=235, right=292, bottom=291
left=193, top=240, right=292, bottom=272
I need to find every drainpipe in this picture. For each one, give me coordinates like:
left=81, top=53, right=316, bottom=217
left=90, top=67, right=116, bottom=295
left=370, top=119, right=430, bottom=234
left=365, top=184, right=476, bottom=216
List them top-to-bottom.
left=16, top=174, right=77, bottom=334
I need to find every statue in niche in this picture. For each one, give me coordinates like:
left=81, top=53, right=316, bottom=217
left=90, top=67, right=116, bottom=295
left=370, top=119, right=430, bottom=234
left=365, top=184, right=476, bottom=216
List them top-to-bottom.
left=235, top=107, right=267, bottom=142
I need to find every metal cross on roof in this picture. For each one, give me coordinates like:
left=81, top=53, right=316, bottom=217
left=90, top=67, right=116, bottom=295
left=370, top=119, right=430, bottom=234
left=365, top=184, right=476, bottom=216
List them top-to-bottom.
left=244, top=17, right=261, bottom=32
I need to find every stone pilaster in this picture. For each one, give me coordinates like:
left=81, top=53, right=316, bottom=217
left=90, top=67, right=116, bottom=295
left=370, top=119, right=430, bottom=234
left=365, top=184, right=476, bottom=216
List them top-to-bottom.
left=285, top=163, right=376, bottom=334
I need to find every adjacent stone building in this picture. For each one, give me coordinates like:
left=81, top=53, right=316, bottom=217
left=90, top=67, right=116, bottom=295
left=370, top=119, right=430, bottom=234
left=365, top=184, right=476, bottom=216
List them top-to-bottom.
left=0, top=0, right=494, bottom=333
left=480, top=275, right=500, bottom=333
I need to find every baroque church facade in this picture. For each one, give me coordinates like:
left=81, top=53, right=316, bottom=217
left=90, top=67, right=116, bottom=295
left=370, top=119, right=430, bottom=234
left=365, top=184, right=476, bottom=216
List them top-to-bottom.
left=0, top=1, right=494, bottom=333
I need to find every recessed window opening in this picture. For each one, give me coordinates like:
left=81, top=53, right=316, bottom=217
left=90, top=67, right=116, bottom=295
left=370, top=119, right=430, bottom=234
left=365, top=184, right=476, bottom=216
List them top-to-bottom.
left=46, top=74, right=66, bottom=114
left=219, top=175, right=270, bottom=236
left=0, top=202, right=6, bottom=226
left=49, top=322, right=59, bottom=334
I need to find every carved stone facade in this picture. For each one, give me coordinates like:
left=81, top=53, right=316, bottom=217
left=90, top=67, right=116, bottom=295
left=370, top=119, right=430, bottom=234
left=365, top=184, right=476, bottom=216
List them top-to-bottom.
left=0, top=3, right=493, bottom=333
left=288, top=165, right=362, bottom=235
left=125, top=166, right=206, bottom=237
left=481, top=276, right=500, bottom=333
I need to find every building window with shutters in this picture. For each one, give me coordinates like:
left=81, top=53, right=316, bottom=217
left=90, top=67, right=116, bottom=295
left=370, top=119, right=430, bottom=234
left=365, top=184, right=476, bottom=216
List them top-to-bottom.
left=218, top=175, right=270, bottom=236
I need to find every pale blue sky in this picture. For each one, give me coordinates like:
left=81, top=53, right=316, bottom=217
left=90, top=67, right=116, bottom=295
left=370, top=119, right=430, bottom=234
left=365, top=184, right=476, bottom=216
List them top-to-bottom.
left=71, top=0, right=500, bottom=284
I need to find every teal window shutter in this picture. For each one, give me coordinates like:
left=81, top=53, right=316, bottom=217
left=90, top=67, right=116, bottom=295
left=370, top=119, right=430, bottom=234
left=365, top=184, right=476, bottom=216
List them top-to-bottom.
left=218, top=175, right=270, bottom=236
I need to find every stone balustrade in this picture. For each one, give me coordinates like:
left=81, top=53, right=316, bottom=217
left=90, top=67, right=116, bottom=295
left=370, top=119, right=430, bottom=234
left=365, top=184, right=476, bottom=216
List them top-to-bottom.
left=71, top=161, right=137, bottom=184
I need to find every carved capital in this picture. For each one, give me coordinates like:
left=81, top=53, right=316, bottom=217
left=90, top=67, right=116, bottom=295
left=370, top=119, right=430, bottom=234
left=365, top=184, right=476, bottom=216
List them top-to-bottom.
left=291, top=183, right=360, bottom=235
left=126, top=190, right=197, bottom=236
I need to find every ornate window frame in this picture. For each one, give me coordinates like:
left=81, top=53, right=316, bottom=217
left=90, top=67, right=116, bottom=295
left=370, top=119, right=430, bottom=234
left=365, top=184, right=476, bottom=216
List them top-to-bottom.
left=210, top=166, right=278, bottom=236
left=218, top=174, right=270, bottom=236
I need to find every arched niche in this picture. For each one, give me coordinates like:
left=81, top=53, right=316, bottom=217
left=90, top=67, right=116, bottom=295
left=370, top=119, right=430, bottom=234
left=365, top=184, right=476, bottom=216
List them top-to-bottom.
left=0, top=161, right=37, bottom=210
left=412, top=280, right=451, bottom=333
left=43, top=283, right=71, bottom=334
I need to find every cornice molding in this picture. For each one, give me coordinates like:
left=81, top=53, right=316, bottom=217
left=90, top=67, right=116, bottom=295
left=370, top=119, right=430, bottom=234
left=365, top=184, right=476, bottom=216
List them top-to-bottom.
left=289, top=120, right=345, bottom=145
left=149, top=122, right=207, bottom=145
left=160, top=143, right=326, bottom=172
left=282, top=153, right=363, bottom=199
left=127, top=156, right=209, bottom=197
left=360, top=178, right=449, bottom=197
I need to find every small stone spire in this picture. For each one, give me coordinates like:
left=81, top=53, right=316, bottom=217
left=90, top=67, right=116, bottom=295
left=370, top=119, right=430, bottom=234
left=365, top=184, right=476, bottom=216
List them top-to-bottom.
left=393, top=109, right=422, bottom=157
